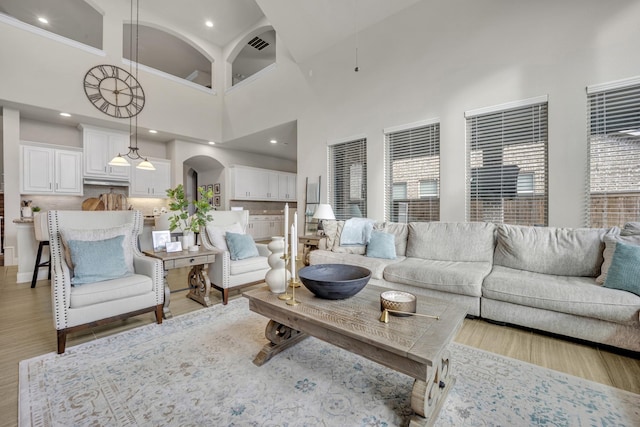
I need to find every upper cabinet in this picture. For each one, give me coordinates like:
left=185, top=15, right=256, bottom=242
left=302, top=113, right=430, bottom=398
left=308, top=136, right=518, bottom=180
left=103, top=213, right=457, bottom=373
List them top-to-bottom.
left=81, top=125, right=131, bottom=181
left=20, top=144, right=83, bottom=195
left=129, top=158, right=171, bottom=198
left=230, top=166, right=296, bottom=201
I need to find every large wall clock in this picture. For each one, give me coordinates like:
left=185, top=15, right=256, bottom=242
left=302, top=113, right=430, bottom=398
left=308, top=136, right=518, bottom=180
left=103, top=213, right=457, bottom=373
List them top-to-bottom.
left=83, top=64, right=145, bottom=118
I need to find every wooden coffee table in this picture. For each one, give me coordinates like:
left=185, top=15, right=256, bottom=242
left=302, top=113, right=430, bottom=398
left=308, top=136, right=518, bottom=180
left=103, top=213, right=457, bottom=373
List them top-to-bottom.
left=244, top=284, right=467, bottom=426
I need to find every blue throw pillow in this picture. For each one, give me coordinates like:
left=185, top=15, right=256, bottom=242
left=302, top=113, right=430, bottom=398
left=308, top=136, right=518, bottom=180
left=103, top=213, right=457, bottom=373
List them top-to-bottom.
left=366, top=231, right=396, bottom=259
left=226, top=232, right=260, bottom=260
left=68, top=235, right=131, bottom=285
left=603, top=241, right=640, bottom=296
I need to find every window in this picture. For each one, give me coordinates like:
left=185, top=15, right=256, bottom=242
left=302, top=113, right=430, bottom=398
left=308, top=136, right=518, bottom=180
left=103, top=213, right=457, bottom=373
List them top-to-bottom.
left=587, top=77, right=640, bottom=228
left=466, top=97, right=548, bottom=226
left=384, top=121, right=440, bottom=223
left=329, top=138, right=367, bottom=220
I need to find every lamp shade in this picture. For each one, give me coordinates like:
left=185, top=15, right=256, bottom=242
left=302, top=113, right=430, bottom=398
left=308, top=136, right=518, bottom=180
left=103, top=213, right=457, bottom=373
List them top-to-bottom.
left=313, top=204, right=335, bottom=220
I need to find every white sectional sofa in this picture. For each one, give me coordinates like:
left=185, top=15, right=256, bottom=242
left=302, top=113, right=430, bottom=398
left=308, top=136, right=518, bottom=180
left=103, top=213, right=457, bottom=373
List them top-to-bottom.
left=309, top=220, right=640, bottom=353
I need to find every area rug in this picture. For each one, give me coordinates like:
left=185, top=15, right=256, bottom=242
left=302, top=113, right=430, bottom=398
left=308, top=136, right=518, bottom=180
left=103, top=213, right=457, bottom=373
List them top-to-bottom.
left=20, top=297, right=640, bottom=427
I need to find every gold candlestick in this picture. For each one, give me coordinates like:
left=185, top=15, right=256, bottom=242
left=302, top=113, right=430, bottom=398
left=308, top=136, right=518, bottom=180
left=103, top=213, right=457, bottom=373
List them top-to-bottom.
left=278, top=254, right=292, bottom=300
left=286, top=277, right=300, bottom=306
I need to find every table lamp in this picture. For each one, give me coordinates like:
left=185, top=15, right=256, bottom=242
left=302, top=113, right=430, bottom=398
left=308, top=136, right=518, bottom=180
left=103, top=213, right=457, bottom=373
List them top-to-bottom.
left=313, top=204, right=335, bottom=236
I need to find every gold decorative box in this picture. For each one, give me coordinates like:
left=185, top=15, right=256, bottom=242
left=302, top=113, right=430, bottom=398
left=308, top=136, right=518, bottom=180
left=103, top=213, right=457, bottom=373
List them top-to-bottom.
left=380, top=291, right=417, bottom=316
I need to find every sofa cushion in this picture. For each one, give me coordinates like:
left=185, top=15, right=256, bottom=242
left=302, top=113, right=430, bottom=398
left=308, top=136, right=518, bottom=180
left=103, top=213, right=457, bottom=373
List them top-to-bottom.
left=206, top=222, right=243, bottom=251
left=379, top=222, right=408, bottom=256
left=406, top=222, right=496, bottom=262
left=493, top=224, right=609, bottom=277
left=366, top=231, right=396, bottom=259
left=596, top=231, right=640, bottom=284
left=226, top=232, right=259, bottom=260
left=68, top=235, right=131, bottom=285
left=603, top=241, right=640, bottom=297
left=309, top=249, right=404, bottom=280
left=229, top=256, right=269, bottom=275
left=383, top=258, right=491, bottom=297
left=483, top=266, right=640, bottom=325
left=69, top=273, right=152, bottom=308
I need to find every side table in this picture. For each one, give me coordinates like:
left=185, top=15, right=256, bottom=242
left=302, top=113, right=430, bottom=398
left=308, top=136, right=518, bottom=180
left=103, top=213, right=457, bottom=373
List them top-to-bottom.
left=299, top=235, right=320, bottom=266
left=143, top=249, right=217, bottom=317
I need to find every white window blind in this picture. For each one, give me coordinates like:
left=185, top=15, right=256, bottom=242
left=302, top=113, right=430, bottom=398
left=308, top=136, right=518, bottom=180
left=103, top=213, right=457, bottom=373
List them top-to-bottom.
left=587, top=78, right=640, bottom=228
left=466, top=100, right=548, bottom=225
left=385, top=122, right=440, bottom=223
left=329, top=138, right=367, bottom=220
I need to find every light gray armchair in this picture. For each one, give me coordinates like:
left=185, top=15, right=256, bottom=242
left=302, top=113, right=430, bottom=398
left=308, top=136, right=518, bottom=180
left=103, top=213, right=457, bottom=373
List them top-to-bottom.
left=48, top=210, right=164, bottom=353
left=200, top=210, right=270, bottom=304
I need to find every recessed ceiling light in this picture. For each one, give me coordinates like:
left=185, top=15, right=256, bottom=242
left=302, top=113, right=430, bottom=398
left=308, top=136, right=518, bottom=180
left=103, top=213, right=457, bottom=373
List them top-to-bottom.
left=38, top=17, right=49, bottom=24
left=205, top=20, right=214, bottom=28
left=59, top=112, right=71, bottom=117
left=148, top=129, right=158, bottom=134
left=270, top=139, right=277, bottom=144
left=208, top=141, right=216, bottom=145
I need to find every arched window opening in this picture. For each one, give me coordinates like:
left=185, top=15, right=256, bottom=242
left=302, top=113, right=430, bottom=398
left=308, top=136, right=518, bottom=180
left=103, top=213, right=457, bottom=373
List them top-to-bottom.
left=123, top=24, right=212, bottom=88
left=232, top=30, right=276, bottom=86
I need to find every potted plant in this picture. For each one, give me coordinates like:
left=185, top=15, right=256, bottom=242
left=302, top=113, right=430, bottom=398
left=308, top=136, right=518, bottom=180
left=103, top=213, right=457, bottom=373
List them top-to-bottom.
left=166, top=184, right=214, bottom=249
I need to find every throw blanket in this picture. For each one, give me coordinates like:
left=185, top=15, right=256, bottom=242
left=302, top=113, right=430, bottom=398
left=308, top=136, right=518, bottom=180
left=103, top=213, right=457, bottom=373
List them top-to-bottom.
left=340, top=217, right=375, bottom=245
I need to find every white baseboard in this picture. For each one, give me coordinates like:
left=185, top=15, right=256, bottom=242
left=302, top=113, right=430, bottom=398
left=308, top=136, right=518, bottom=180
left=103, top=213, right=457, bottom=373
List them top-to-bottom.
left=4, top=246, right=16, bottom=265
left=17, top=268, right=49, bottom=284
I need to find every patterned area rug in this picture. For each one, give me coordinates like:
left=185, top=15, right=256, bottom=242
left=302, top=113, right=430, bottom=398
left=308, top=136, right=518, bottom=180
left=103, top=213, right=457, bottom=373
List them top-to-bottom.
left=20, top=297, right=640, bottom=427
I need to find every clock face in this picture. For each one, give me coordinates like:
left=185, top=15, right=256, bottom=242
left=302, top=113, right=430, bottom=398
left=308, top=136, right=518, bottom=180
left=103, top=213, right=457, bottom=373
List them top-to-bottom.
left=83, top=64, right=145, bottom=118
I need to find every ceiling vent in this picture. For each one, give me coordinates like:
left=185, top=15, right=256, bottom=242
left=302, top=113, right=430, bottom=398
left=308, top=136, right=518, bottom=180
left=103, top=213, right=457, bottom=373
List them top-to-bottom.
left=248, top=36, right=269, bottom=51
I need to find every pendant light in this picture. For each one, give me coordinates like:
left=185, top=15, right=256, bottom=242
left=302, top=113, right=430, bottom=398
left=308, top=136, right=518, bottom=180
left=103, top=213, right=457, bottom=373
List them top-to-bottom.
left=108, top=0, right=154, bottom=170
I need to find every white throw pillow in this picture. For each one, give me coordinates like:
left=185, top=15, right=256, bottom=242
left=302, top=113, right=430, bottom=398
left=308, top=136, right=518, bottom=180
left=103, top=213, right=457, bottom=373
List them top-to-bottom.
left=206, top=222, right=244, bottom=251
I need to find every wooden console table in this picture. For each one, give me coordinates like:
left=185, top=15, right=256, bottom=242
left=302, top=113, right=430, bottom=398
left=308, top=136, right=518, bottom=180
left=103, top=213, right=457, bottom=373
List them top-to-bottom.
left=143, top=249, right=216, bottom=317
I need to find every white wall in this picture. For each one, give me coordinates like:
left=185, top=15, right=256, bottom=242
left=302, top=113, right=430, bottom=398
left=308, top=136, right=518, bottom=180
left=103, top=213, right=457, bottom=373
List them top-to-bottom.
left=226, top=0, right=640, bottom=227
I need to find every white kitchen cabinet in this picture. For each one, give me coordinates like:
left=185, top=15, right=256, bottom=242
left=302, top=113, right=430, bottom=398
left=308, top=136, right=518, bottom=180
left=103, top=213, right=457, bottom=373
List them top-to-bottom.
left=81, top=124, right=131, bottom=181
left=20, top=144, right=83, bottom=195
left=130, top=158, right=171, bottom=198
left=231, top=166, right=295, bottom=201
left=278, top=173, right=296, bottom=201
left=248, top=215, right=284, bottom=240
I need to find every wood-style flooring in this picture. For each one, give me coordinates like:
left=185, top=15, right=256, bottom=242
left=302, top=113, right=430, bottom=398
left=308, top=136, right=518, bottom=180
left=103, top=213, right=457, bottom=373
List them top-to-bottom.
left=1, top=266, right=638, bottom=427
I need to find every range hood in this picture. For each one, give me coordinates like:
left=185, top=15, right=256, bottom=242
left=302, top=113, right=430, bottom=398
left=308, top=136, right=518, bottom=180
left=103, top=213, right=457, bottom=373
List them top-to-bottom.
left=83, top=178, right=129, bottom=187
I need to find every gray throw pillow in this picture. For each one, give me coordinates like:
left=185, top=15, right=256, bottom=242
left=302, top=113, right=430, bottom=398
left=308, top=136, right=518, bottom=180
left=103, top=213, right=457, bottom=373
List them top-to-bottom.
left=366, top=231, right=396, bottom=259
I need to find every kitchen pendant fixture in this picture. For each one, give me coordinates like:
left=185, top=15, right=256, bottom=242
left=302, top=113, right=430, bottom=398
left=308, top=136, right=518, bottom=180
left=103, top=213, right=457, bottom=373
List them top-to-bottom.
left=108, top=0, right=155, bottom=171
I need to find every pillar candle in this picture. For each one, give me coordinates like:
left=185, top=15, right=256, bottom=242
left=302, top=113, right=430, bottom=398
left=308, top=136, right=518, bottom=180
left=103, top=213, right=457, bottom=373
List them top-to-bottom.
left=284, top=203, right=289, bottom=253
left=290, top=223, right=296, bottom=280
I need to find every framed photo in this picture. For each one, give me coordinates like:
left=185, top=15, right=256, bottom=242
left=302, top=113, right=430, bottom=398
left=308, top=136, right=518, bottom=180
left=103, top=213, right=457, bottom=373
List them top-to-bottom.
left=214, top=183, right=221, bottom=194
left=206, top=184, right=214, bottom=205
left=214, top=196, right=221, bottom=207
left=152, top=230, right=171, bottom=252
left=166, top=241, right=183, bottom=253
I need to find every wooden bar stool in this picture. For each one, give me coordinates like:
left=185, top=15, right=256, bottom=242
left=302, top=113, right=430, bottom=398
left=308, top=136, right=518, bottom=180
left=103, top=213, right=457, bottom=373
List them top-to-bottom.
left=31, top=212, right=50, bottom=288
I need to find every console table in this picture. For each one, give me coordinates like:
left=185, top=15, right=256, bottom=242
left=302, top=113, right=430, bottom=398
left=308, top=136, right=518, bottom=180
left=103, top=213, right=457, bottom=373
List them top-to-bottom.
left=143, top=249, right=216, bottom=317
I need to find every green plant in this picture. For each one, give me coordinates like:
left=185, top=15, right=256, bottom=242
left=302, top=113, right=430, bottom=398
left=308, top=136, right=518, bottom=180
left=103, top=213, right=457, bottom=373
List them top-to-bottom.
left=166, top=184, right=214, bottom=233
left=31, top=206, right=41, bottom=212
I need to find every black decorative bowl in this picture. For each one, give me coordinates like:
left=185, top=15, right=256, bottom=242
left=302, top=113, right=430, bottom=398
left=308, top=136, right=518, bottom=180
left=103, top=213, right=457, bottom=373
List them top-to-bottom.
left=298, top=264, right=372, bottom=300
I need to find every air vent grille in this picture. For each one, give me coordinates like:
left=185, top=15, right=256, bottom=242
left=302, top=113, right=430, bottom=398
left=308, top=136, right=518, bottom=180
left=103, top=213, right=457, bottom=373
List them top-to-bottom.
left=248, top=36, right=269, bottom=51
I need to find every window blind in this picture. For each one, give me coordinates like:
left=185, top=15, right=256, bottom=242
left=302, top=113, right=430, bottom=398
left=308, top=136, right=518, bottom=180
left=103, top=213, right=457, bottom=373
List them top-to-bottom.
left=587, top=79, right=640, bottom=228
left=466, top=100, right=548, bottom=225
left=384, top=122, right=440, bottom=223
left=329, top=138, right=367, bottom=220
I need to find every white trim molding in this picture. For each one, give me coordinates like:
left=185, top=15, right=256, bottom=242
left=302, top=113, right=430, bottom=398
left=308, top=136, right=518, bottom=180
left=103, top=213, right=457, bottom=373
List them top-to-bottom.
left=121, top=59, right=216, bottom=95
left=587, top=75, right=640, bottom=94
left=465, top=95, right=549, bottom=118
left=383, top=117, right=440, bottom=134
left=327, top=133, right=367, bottom=146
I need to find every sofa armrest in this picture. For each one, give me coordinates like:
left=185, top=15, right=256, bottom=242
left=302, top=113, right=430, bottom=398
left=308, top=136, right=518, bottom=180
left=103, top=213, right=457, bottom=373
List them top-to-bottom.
left=207, top=248, right=230, bottom=288
left=51, top=255, right=73, bottom=330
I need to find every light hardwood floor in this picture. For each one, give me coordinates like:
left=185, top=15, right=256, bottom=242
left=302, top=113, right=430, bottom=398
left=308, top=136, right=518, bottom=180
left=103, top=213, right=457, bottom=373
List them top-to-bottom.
left=1, top=265, right=638, bottom=427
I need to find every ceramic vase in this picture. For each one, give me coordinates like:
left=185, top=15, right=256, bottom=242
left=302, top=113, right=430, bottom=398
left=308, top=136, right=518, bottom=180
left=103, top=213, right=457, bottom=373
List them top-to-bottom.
left=180, top=231, right=195, bottom=250
left=265, top=236, right=290, bottom=293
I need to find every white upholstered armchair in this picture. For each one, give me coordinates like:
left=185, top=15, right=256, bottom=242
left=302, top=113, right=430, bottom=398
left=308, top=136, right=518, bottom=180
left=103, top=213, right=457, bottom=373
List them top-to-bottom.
left=48, top=210, right=164, bottom=353
left=200, top=210, right=270, bottom=304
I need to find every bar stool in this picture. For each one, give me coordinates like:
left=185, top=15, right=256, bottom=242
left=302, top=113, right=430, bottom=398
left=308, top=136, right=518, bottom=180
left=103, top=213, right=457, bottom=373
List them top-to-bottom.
left=31, top=212, right=50, bottom=288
